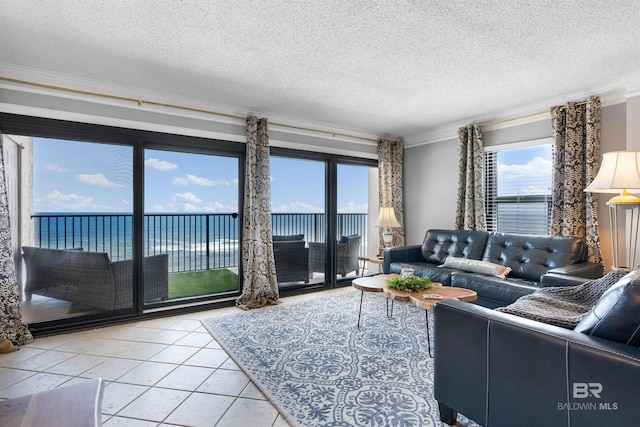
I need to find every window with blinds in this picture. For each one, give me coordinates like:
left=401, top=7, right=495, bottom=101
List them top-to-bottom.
left=484, top=142, right=553, bottom=235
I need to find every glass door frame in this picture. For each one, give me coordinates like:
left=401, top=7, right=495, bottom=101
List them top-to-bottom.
left=0, top=113, right=245, bottom=334
left=141, top=139, right=245, bottom=309
left=270, top=147, right=377, bottom=288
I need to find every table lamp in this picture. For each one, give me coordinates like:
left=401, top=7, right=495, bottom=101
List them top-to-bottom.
left=585, top=151, right=640, bottom=270
left=374, top=207, right=401, bottom=255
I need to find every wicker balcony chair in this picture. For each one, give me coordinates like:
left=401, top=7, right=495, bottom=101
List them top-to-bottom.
left=309, top=234, right=362, bottom=277
left=272, top=235, right=309, bottom=283
left=22, top=247, right=168, bottom=310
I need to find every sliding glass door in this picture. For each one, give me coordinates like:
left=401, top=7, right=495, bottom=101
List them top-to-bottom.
left=1, top=112, right=246, bottom=333
left=23, top=137, right=134, bottom=322
left=144, top=149, right=240, bottom=303
left=269, top=151, right=377, bottom=287
left=270, top=156, right=326, bottom=288
left=335, top=164, right=370, bottom=279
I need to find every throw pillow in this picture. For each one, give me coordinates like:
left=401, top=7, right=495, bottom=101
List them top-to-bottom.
left=439, top=256, right=511, bottom=278
left=574, top=269, right=640, bottom=345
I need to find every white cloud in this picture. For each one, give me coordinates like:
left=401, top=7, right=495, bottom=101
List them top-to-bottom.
left=498, top=156, right=552, bottom=195
left=499, top=156, right=551, bottom=179
left=145, top=158, right=178, bottom=171
left=44, top=164, right=67, bottom=173
left=76, top=173, right=125, bottom=188
left=172, top=174, right=228, bottom=186
left=187, top=174, right=218, bottom=186
left=172, top=177, right=188, bottom=186
left=36, top=190, right=108, bottom=211
left=174, top=192, right=202, bottom=203
left=180, top=200, right=237, bottom=212
left=339, top=200, right=368, bottom=213
left=205, top=201, right=236, bottom=212
left=272, top=201, right=323, bottom=213
left=183, top=203, right=200, bottom=212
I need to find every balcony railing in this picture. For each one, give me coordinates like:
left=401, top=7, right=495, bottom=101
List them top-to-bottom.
left=31, top=213, right=369, bottom=273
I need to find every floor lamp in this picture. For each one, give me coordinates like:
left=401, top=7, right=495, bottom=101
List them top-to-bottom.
left=585, top=151, right=640, bottom=270
left=374, top=207, right=401, bottom=256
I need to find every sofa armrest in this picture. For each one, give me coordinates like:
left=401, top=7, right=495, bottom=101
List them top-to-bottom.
left=382, top=245, right=422, bottom=274
left=547, top=261, right=603, bottom=279
left=540, top=272, right=594, bottom=288
left=434, top=299, right=640, bottom=426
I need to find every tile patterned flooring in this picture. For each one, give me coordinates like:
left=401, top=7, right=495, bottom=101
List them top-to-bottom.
left=0, top=289, right=347, bottom=426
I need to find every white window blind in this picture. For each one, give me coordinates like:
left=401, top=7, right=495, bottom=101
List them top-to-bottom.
left=484, top=143, right=553, bottom=235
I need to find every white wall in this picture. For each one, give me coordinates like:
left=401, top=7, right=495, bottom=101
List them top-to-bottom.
left=403, top=138, right=458, bottom=245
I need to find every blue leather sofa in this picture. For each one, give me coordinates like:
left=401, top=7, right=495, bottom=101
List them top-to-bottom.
left=383, top=229, right=603, bottom=308
left=434, top=268, right=640, bottom=426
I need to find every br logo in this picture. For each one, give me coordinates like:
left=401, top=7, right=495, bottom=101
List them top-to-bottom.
left=573, top=383, right=602, bottom=398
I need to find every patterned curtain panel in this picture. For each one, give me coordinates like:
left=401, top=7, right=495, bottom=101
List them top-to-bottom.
left=550, top=96, right=603, bottom=264
left=235, top=116, right=279, bottom=308
left=455, top=124, right=486, bottom=230
left=377, top=137, right=405, bottom=247
left=0, top=145, right=32, bottom=348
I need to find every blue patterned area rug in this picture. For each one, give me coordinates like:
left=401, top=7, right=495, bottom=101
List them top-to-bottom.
left=202, top=288, right=480, bottom=427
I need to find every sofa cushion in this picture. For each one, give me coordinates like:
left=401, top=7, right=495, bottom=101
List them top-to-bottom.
left=420, top=229, right=489, bottom=264
left=481, top=233, right=586, bottom=282
left=440, top=256, right=511, bottom=278
left=574, top=269, right=640, bottom=345
left=450, top=272, right=538, bottom=306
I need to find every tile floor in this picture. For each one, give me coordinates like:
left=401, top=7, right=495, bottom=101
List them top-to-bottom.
left=0, top=289, right=347, bottom=426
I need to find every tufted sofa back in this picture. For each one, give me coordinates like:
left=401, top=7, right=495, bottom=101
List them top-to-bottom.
left=421, top=229, right=489, bottom=264
left=482, top=232, right=587, bottom=281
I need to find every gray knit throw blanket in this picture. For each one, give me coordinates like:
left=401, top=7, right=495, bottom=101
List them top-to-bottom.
left=495, top=270, right=628, bottom=329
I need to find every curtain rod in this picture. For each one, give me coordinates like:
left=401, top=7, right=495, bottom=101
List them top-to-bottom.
left=0, top=77, right=378, bottom=143
left=481, top=97, right=600, bottom=129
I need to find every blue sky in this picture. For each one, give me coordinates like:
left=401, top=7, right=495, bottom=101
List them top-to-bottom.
left=34, top=137, right=551, bottom=213
left=33, top=138, right=370, bottom=213
left=497, top=144, right=552, bottom=196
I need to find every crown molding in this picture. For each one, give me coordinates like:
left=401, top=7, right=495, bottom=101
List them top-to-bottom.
left=614, top=70, right=640, bottom=98
left=404, top=74, right=635, bottom=148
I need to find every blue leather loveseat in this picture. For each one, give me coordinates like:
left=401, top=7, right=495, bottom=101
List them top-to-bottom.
left=383, top=229, right=603, bottom=308
left=434, top=267, right=640, bottom=426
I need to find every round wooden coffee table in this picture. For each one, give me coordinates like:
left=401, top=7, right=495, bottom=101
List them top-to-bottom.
left=352, top=274, right=399, bottom=328
left=383, top=283, right=477, bottom=310
left=383, top=284, right=477, bottom=357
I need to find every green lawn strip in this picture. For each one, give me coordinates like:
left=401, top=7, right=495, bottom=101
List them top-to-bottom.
left=168, top=268, right=239, bottom=299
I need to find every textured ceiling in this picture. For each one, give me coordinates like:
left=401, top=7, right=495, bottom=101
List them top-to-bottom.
left=2, top=0, right=640, bottom=140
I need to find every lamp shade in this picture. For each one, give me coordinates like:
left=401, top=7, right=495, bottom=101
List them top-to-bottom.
left=585, top=151, right=640, bottom=204
left=374, top=207, right=401, bottom=228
